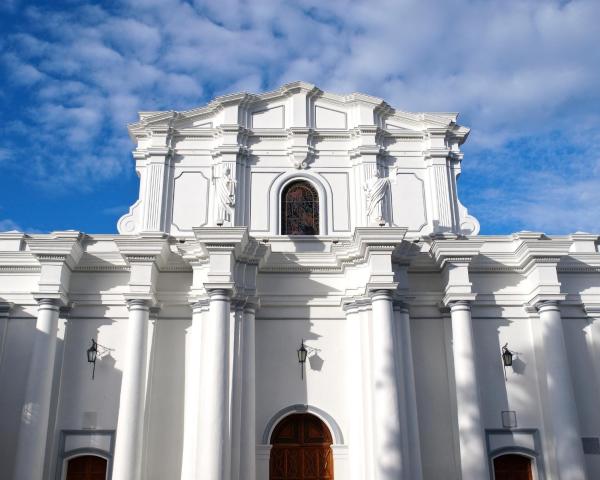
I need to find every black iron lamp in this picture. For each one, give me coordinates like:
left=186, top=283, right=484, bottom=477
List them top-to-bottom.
left=86, top=338, right=110, bottom=380
left=87, top=339, right=98, bottom=364
left=297, top=340, right=308, bottom=379
left=501, top=343, right=513, bottom=381
left=502, top=343, right=513, bottom=367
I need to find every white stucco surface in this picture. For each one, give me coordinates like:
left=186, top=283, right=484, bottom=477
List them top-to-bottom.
left=0, top=82, right=599, bottom=480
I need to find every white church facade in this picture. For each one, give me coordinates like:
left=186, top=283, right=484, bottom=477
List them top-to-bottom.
left=1, top=81, right=599, bottom=480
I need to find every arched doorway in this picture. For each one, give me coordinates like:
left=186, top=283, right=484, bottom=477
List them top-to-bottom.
left=281, top=180, right=320, bottom=235
left=270, top=413, right=334, bottom=480
left=493, top=453, right=533, bottom=480
left=65, top=455, right=107, bottom=480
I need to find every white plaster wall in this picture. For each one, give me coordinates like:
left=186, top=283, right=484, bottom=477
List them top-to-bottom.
left=1, top=236, right=599, bottom=479
left=473, top=314, right=544, bottom=431
left=56, top=315, right=127, bottom=432
left=410, top=315, right=460, bottom=480
left=562, top=315, right=600, bottom=478
left=0, top=316, right=36, bottom=479
left=143, top=316, right=188, bottom=480
left=255, top=317, right=349, bottom=479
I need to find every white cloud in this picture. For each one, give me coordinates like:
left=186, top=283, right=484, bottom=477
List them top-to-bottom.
left=1, top=0, right=599, bottom=231
left=0, top=219, right=21, bottom=232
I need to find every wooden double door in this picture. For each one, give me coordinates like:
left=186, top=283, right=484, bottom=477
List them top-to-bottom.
left=270, top=413, right=334, bottom=480
left=493, top=454, right=533, bottom=480
left=65, top=455, right=107, bottom=480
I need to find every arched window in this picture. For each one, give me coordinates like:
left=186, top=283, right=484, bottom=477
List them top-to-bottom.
left=281, top=180, right=319, bottom=235
left=493, top=453, right=533, bottom=480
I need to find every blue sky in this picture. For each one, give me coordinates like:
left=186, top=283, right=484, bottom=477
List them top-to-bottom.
left=1, top=0, right=599, bottom=235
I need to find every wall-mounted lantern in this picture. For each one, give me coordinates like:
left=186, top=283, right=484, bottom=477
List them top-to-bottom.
left=86, top=338, right=110, bottom=380
left=296, top=339, right=322, bottom=380
left=297, top=340, right=308, bottom=379
left=501, top=343, right=513, bottom=381
left=502, top=343, right=513, bottom=366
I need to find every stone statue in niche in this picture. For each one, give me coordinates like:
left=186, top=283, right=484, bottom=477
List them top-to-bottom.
left=214, top=167, right=236, bottom=226
left=364, top=170, right=390, bottom=226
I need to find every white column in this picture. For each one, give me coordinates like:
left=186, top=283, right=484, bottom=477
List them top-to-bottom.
left=197, top=289, right=231, bottom=479
left=370, top=290, right=404, bottom=479
left=13, top=298, right=60, bottom=480
left=112, top=299, right=150, bottom=480
left=180, top=300, right=208, bottom=480
left=449, top=300, right=489, bottom=480
left=538, top=301, right=586, bottom=480
left=344, top=302, right=367, bottom=480
left=230, top=303, right=244, bottom=480
left=240, top=303, right=257, bottom=480
left=397, top=305, right=423, bottom=480
left=586, top=309, right=600, bottom=412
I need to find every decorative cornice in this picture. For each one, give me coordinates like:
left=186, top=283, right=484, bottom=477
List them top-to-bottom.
left=26, top=231, right=84, bottom=270
left=114, top=234, right=170, bottom=267
left=430, top=238, right=484, bottom=268
left=74, top=265, right=130, bottom=272
left=0, top=266, right=41, bottom=273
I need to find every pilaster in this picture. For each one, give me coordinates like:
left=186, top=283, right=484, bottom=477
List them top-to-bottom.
left=423, top=128, right=456, bottom=233
left=141, top=147, right=174, bottom=232
left=181, top=228, right=267, bottom=480
left=13, top=233, right=83, bottom=480
left=112, top=235, right=169, bottom=480
left=430, top=239, right=489, bottom=479
left=369, top=289, right=405, bottom=479
left=13, top=298, right=62, bottom=480
left=342, top=298, right=369, bottom=480
left=113, top=299, right=152, bottom=480
left=181, top=299, right=209, bottom=480
left=535, top=300, right=586, bottom=480
left=240, top=301, right=258, bottom=480
left=0, top=302, right=13, bottom=370
left=393, top=302, right=423, bottom=480
left=583, top=304, right=600, bottom=433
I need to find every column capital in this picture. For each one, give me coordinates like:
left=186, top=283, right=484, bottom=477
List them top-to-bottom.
left=208, top=288, right=232, bottom=300
left=370, top=289, right=394, bottom=302
left=230, top=297, right=247, bottom=312
left=242, top=297, right=260, bottom=314
left=35, top=298, right=61, bottom=310
left=126, top=298, right=152, bottom=311
left=392, top=299, right=410, bottom=313
left=448, top=300, right=472, bottom=311
left=536, top=300, right=561, bottom=312
left=583, top=304, right=600, bottom=318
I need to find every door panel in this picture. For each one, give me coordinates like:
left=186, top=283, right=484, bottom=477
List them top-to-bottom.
left=270, top=413, right=334, bottom=480
left=493, top=454, right=533, bottom=480
left=66, top=455, right=107, bottom=480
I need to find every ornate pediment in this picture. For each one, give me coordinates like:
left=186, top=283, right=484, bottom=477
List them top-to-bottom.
left=120, top=81, right=478, bottom=238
